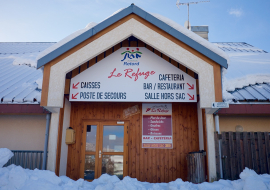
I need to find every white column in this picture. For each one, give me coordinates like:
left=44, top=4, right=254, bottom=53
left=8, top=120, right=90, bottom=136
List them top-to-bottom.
left=59, top=99, right=71, bottom=176
left=197, top=101, right=204, bottom=150
left=47, top=111, right=60, bottom=171
left=205, top=113, right=217, bottom=182
left=214, top=114, right=220, bottom=132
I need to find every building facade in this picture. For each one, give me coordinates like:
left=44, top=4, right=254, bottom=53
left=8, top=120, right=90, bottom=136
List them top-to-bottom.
left=37, top=4, right=228, bottom=182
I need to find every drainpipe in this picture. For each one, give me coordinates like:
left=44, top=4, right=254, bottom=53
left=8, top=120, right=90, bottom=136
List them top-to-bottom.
left=42, top=113, right=51, bottom=170
left=214, top=113, right=223, bottom=178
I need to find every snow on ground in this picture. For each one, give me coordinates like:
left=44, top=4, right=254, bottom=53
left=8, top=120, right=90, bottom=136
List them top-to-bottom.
left=1, top=148, right=270, bottom=190
left=0, top=149, right=13, bottom=168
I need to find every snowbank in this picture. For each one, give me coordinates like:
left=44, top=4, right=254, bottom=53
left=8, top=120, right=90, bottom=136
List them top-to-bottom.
left=0, top=148, right=13, bottom=168
left=1, top=148, right=270, bottom=190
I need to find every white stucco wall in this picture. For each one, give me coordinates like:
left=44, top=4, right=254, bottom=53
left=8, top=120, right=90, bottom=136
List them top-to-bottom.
left=46, top=18, right=215, bottom=110
left=59, top=99, right=71, bottom=176
left=197, top=101, right=204, bottom=150
left=47, top=112, right=60, bottom=171
left=205, top=113, right=217, bottom=181
left=0, top=114, right=46, bottom=150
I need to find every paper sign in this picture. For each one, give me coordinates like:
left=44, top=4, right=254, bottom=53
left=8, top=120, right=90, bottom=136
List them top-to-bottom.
left=142, top=103, right=173, bottom=149
left=109, top=135, right=116, bottom=140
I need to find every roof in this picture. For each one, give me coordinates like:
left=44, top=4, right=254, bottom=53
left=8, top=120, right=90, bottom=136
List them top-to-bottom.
left=37, top=4, right=228, bottom=69
left=0, top=42, right=55, bottom=104
left=214, top=42, right=270, bottom=102
left=214, top=42, right=267, bottom=54
left=229, top=83, right=270, bottom=102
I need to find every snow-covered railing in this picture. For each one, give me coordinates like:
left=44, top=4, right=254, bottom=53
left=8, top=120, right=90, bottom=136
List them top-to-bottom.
left=4, top=150, right=45, bottom=170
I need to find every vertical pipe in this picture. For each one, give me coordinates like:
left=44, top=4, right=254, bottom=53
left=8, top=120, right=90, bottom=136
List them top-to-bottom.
left=42, top=113, right=51, bottom=170
left=215, top=114, right=223, bottom=178
left=215, top=114, right=220, bottom=132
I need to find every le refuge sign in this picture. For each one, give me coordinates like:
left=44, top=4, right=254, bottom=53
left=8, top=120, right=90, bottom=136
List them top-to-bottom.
left=70, top=47, right=196, bottom=102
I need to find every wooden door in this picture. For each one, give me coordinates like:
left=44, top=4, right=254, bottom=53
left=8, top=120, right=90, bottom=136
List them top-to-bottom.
left=80, top=120, right=129, bottom=181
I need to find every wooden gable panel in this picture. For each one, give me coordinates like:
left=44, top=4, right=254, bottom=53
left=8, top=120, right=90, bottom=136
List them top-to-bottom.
left=41, top=14, right=222, bottom=107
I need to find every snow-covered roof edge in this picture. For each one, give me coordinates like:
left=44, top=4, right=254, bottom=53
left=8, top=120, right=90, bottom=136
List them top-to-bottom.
left=37, top=4, right=228, bottom=69
left=215, top=42, right=270, bottom=102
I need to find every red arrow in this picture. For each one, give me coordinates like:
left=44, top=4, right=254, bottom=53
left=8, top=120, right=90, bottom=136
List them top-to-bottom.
left=72, top=82, right=80, bottom=89
left=187, top=83, right=194, bottom=90
left=72, top=93, right=79, bottom=99
left=187, top=93, right=194, bottom=100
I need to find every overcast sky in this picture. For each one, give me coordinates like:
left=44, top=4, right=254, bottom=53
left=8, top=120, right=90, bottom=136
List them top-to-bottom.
left=0, top=0, right=269, bottom=52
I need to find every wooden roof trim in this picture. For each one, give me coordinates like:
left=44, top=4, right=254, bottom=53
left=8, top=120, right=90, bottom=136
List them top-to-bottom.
left=37, top=4, right=227, bottom=69
left=41, top=14, right=223, bottom=106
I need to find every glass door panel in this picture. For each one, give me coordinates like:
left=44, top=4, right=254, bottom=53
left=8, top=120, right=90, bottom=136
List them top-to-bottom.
left=81, top=121, right=128, bottom=181
left=101, top=124, right=125, bottom=179
left=83, top=125, right=97, bottom=180
left=86, top=125, right=97, bottom=152
left=102, top=125, right=124, bottom=152
left=84, top=155, right=95, bottom=180
left=102, top=155, right=124, bottom=179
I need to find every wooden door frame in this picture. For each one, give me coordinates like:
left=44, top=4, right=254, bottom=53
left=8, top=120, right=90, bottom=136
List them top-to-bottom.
left=80, top=120, right=129, bottom=180
left=80, top=121, right=100, bottom=180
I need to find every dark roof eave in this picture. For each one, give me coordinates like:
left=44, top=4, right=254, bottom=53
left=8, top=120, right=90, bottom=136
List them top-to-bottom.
left=37, top=4, right=228, bottom=69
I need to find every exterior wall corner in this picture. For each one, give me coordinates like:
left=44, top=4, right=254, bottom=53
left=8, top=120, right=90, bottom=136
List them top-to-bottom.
left=47, top=111, right=60, bottom=171
left=205, top=113, right=217, bottom=181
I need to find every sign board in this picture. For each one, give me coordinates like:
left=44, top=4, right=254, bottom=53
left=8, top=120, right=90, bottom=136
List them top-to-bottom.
left=70, top=47, right=196, bottom=102
left=212, top=102, right=229, bottom=108
left=142, top=103, right=172, bottom=149
left=123, top=105, right=140, bottom=119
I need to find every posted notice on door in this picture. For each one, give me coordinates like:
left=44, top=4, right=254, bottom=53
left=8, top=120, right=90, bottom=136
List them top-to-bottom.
left=142, top=103, right=173, bottom=149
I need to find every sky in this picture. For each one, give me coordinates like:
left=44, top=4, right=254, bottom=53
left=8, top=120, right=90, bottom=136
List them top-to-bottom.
left=0, top=0, right=269, bottom=52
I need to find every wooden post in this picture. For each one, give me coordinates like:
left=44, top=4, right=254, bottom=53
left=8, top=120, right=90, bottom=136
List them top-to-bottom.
left=214, top=132, right=221, bottom=180
left=236, top=132, right=242, bottom=175
left=250, top=132, right=258, bottom=173
left=258, top=132, right=265, bottom=174
left=264, top=132, right=270, bottom=174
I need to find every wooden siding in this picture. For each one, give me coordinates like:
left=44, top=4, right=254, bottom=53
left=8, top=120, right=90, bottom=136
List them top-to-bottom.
left=64, top=38, right=199, bottom=96
left=66, top=102, right=199, bottom=182
left=215, top=132, right=270, bottom=180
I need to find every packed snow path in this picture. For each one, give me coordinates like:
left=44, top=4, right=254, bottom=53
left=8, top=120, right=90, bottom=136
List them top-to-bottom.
left=1, top=148, right=270, bottom=190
